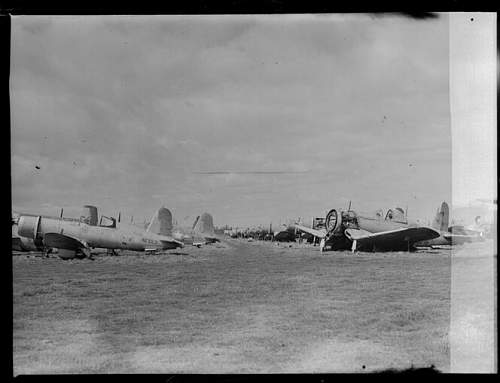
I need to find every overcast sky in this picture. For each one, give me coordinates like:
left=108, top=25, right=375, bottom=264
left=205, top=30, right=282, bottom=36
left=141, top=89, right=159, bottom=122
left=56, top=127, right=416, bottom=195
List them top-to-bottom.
left=11, top=14, right=453, bottom=227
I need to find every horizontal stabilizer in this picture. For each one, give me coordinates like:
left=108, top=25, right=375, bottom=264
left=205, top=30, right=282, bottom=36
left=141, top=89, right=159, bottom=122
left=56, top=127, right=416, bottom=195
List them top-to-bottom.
left=160, top=238, right=184, bottom=249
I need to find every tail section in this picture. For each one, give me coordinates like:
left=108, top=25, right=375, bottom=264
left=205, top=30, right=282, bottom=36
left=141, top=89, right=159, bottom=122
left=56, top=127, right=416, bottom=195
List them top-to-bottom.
left=432, top=201, right=449, bottom=232
left=147, top=207, right=173, bottom=236
left=193, top=212, right=215, bottom=235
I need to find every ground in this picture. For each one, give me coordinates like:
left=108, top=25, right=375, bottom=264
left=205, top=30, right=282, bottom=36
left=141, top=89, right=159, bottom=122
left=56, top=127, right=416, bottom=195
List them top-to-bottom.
left=12, top=239, right=458, bottom=374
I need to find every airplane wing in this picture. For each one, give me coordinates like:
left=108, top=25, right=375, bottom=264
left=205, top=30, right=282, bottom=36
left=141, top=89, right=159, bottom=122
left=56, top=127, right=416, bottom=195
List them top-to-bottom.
left=294, top=224, right=327, bottom=239
left=345, top=227, right=440, bottom=251
left=43, top=233, right=87, bottom=250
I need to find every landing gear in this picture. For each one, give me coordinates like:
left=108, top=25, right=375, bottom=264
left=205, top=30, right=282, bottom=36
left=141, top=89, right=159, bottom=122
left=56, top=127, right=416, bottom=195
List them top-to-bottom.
left=351, top=239, right=357, bottom=253
left=76, top=248, right=92, bottom=260
left=107, top=248, right=119, bottom=256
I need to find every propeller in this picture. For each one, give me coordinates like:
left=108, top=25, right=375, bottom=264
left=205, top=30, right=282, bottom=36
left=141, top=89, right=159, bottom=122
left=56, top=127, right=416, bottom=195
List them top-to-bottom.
left=60, top=208, right=64, bottom=219
left=326, top=209, right=339, bottom=233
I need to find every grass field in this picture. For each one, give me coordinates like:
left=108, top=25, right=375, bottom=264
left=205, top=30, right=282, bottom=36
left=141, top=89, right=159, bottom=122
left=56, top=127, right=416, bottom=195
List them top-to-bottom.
left=13, top=239, right=452, bottom=374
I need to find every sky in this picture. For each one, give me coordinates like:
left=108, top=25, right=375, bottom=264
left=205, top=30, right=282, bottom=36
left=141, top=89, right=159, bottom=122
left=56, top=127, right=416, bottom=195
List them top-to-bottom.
left=11, top=14, right=455, bottom=227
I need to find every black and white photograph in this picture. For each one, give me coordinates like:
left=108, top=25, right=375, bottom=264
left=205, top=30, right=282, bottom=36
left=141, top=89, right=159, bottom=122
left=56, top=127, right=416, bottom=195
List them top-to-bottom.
left=9, top=12, right=496, bottom=374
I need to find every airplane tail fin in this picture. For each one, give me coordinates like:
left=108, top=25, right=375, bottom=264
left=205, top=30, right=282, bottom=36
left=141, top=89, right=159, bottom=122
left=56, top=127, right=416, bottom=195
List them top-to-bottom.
left=432, top=201, right=449, bottom=232
left=147, top=207, right=173, bottom=236
left=193, top=212, right=215, bottom=235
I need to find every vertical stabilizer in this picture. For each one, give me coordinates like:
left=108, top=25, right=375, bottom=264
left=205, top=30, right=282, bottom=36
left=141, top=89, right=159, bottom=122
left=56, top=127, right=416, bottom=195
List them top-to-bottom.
left=432, top=201, right=449, bottom=232
left=147, top=207, right=173, bottom=236
left=193, top=212, right=215, bottom=235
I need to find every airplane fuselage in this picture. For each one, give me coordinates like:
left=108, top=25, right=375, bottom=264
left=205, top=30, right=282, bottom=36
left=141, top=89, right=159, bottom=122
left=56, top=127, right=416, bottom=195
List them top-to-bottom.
left=355, top=215, right=412, bottom=233
left=18, top=216, right=182, bottom=252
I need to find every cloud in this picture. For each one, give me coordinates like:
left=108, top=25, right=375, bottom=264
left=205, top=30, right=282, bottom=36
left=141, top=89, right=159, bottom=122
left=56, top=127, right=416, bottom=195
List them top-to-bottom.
left=11, top=15, right=451, bottom=226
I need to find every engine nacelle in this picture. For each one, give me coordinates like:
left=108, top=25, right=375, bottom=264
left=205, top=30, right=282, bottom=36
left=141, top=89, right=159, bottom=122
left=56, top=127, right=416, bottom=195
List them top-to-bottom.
left=325, top=209, right=344, bottom=235
left=17, top=216, right=42, bottom=240
left=20, top=237, right=44, bottom=251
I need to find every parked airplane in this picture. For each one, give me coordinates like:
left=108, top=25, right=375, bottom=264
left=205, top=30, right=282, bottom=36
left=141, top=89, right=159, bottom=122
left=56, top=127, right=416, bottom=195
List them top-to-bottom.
left=416, top=202, right=487, bottom=247
left=294, top=205, right=440, bottom=252
left=16, top=206, right=183, bottom=259
left=147, top=207, right=220, bottom=247
left=192, top=213, right=220, bottom=244
left=273, top=221, right=298, bottom=242
left=251, top=223, right=273, bottom=240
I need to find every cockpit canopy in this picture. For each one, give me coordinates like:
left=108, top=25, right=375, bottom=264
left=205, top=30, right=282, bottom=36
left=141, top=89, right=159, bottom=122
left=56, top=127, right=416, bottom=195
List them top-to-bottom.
left=385, top=207, right=406, bottom=223
left=99, top=215, right=116, bottom=228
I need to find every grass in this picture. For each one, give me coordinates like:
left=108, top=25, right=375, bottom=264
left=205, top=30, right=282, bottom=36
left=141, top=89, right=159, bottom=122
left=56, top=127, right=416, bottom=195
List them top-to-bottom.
left=13, top=240, right=452, bottom=374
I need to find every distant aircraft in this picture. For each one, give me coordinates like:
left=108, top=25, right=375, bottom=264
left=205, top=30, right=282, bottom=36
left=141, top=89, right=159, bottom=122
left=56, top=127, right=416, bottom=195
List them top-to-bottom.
left=416, top=202, right=487, bottom=247
left=15, top=205, right=183, bottom=259
left=294, top=205, right=440, bottom=252
left=147, top=207, right=220, bottom=247
left=192, top=213, right=220, bottom=244
left=273, top=221, right=298, bottom=242
left=250, top=223, right=273, bottom=240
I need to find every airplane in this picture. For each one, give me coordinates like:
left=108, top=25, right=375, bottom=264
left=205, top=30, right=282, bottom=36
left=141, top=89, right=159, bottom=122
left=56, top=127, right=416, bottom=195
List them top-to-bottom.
left=415, top=201, right=488, bottom=248
left=15, top=205, right=184, bottom=259
left=294, top=205, right=440, bottom=252
left=147, top=207, right=220, bottom=247
left=191, top=212, right=220, bottom=244
left=449, top=214, right=491, bottom=240
left=273, top=220, right=299, bottom=242
left=250, top=223, right=273, bottom=240
left=226, top=227, right=241, bottom=238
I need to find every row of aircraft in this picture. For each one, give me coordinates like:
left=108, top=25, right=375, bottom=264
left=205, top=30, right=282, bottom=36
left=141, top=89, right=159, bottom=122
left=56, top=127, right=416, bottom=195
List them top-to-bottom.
left=12, top=200, right=491, bottom=258
left=225, top=201, right=489, bottom=252
left=293, top=201, right=489, bottom=252
left=12, top=205, right=220, bottom=259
